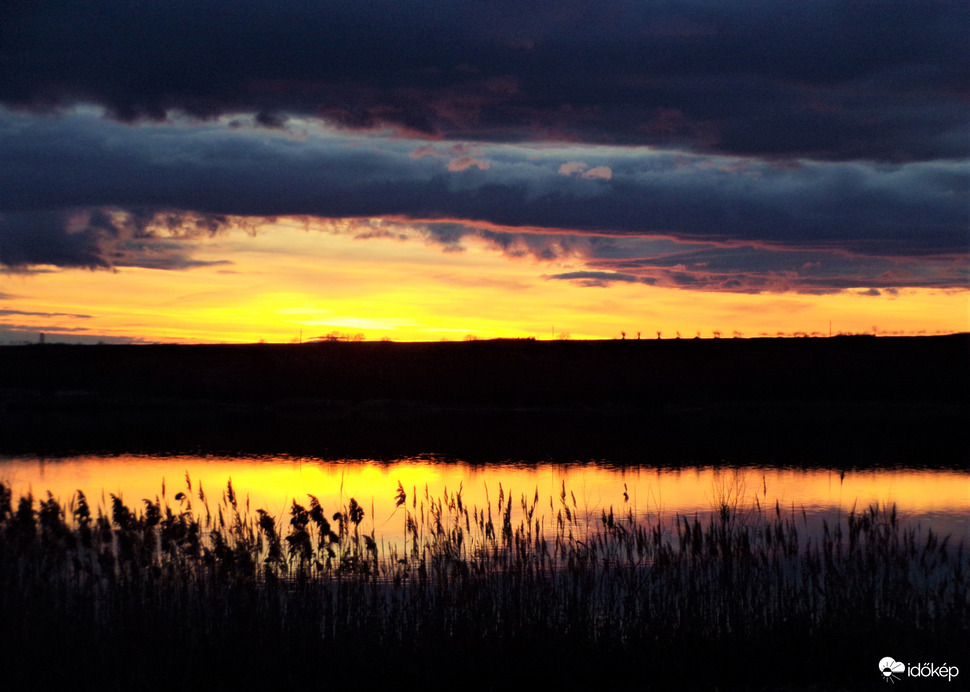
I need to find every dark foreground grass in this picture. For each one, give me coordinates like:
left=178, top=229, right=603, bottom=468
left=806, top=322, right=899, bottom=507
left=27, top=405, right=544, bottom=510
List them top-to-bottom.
left=1, top=478, right=967, bottom=691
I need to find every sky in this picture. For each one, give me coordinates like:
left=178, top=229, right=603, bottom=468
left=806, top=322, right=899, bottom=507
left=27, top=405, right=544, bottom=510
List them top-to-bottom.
left=1, top=0, right=967, bottom=343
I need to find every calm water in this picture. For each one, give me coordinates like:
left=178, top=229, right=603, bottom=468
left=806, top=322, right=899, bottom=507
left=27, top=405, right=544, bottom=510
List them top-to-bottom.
left=2, top=454, right=968, bottom=543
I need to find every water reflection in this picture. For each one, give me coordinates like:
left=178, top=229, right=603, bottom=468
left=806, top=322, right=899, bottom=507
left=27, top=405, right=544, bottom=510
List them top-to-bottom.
left=1, top=454, right=968, bottom=541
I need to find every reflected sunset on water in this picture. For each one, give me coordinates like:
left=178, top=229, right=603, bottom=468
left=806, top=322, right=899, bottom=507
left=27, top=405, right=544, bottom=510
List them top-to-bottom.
left=4, top=454, right=967, bottom=543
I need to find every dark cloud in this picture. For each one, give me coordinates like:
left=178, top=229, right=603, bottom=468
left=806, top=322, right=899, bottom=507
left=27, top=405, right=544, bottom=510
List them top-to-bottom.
left=1, top=1, right=966, bottom=160
left=0, top=109, right=965, bottom=292
left=2, top=111, right=965, bottom=256
left=0, top=205, right=234, bottom=270
left=0, top=210, right=108, bottom=268
left=375, top=219, right=968, bottom=294
left=477, top=228, right=590, bottom=261
left=574, top=241, right=968, bottom=293
left=546, top=271, right=651, bottom=288
left=0, top=308, right=91, bottom=319
left=0, top=324, right=145, bottom=345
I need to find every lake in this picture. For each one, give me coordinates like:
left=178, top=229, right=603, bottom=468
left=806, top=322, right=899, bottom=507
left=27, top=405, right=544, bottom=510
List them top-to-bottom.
left=4, top=337, right=967, bottom=690
left=4, top=450, right=969, bottom=690
left=3, top=453, right=968, bottom=545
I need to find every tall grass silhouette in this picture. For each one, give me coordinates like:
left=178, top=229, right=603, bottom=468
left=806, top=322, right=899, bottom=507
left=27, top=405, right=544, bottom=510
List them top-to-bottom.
left=1, top=476, right=967, bottom=689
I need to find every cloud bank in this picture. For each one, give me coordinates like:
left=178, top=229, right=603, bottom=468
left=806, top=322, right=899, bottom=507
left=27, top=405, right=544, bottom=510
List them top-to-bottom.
left=0, top=1, right=966, bottom=297
left=2, top=1, right=966, bottom=161
left=0, top=109, right=966, bottom=291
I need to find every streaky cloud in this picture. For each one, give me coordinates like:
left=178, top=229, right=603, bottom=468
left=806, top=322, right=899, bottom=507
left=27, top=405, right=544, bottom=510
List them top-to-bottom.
left=0, top=107, right=966, bottom=294
left=1, top=110, right=965, bottom=256
left=546, top=271, right=650, bottom=287
left=0, top=308, right=92, bottom=319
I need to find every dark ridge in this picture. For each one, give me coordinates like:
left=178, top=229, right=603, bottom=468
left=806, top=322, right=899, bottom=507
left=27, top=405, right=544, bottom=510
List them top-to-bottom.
left=1, top=335, right=967, bottom=463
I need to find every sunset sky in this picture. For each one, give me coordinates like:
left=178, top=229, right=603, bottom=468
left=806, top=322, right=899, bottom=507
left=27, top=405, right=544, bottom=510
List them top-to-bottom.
left=1, top=1, right=967, bottom=343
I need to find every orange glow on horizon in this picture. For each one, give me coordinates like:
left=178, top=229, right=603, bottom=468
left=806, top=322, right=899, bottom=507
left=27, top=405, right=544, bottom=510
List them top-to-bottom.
left=1, top=220, right=966, bottom=344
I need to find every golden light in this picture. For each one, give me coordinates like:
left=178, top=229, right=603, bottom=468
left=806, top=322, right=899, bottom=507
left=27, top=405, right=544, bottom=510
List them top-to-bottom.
left=1, top=218, right=966, bottom=343
left=3, top=456, right=967, bottom=543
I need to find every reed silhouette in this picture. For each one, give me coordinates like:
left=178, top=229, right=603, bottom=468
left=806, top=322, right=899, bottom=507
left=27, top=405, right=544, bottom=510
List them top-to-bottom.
left=1, top=477, right=966, bottom=689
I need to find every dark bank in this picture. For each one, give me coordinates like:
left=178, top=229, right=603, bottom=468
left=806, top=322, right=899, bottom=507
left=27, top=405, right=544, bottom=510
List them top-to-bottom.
left=0, top=334, right=967, bottom=463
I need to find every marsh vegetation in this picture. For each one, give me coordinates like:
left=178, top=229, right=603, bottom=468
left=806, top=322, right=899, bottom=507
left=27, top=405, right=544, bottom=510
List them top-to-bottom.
left=2, top=476, right=967, bottom=689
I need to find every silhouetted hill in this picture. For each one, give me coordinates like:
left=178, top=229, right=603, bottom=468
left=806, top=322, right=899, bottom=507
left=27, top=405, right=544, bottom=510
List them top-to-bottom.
left=1, top=335, right=967, bottom=463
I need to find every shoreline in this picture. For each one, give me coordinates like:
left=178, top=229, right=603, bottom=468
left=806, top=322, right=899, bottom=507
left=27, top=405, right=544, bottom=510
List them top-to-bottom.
left=1, top=334, right=967, bottom=462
